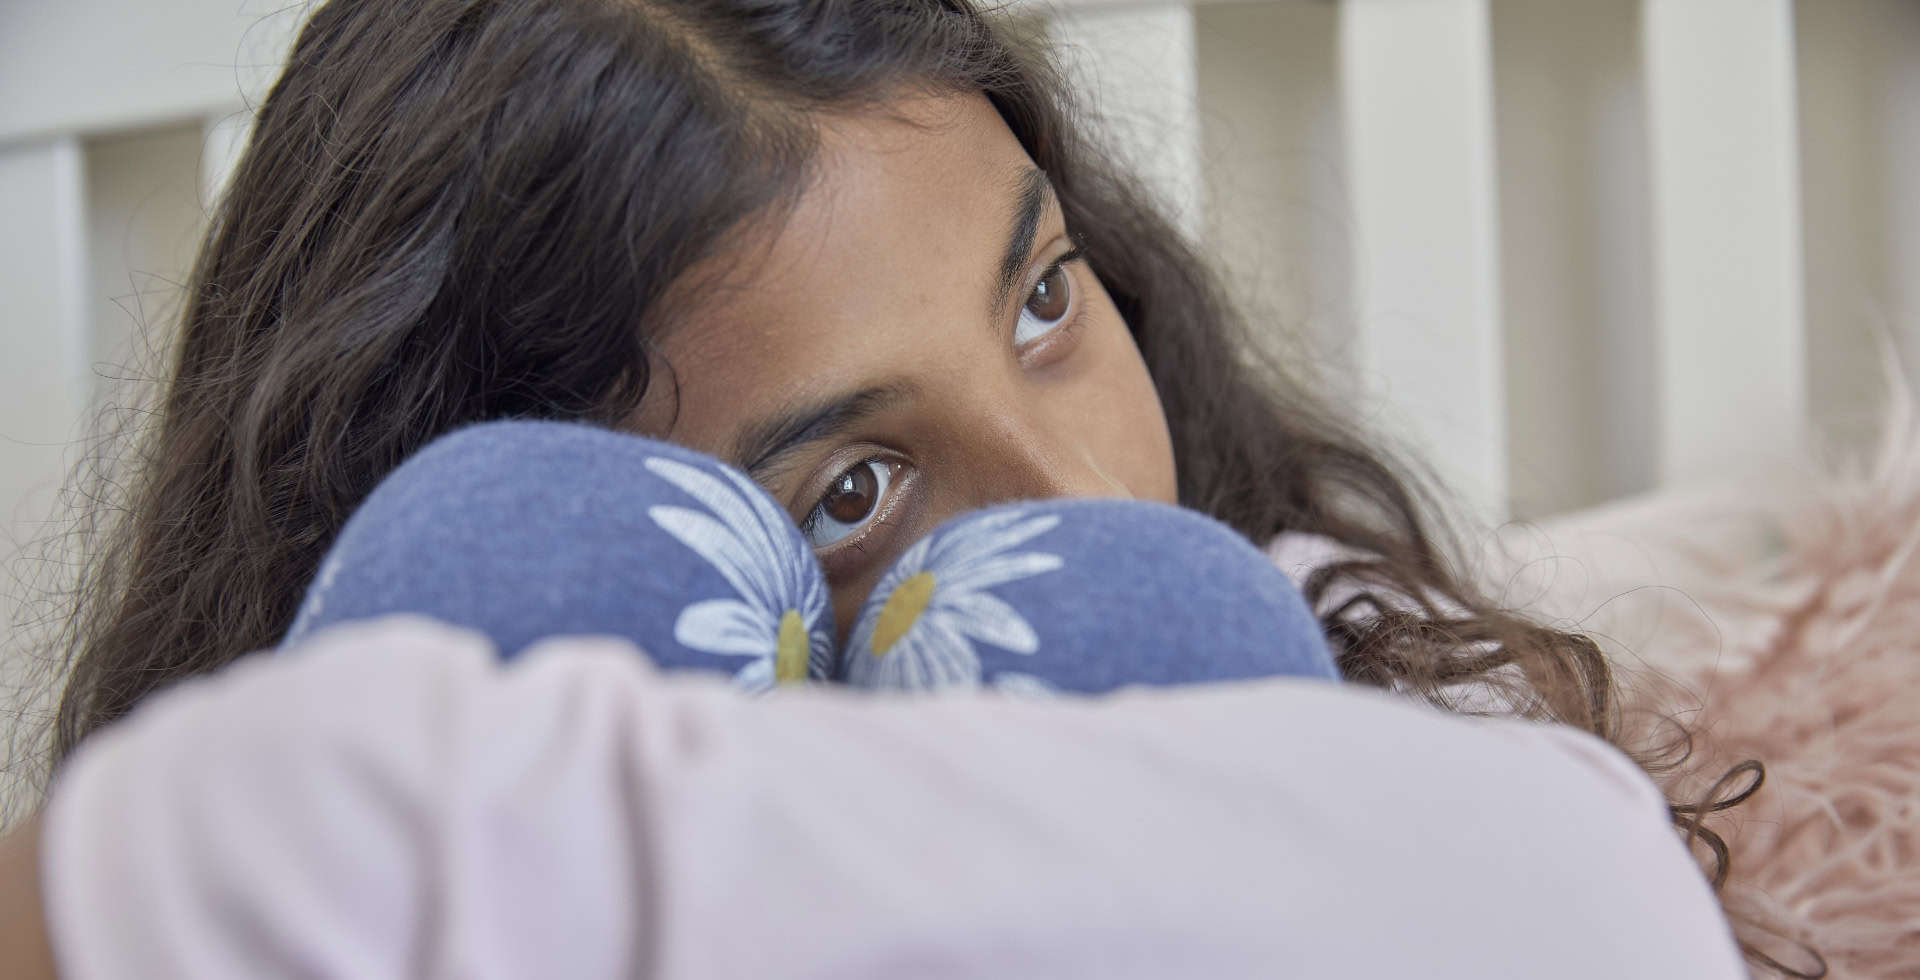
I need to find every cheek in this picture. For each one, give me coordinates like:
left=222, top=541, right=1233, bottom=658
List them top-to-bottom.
left=1079, top=307, right=1178, bottom=505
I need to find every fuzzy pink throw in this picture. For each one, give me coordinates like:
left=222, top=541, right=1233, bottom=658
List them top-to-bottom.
left=1484, top=407, right=1920, bottom=977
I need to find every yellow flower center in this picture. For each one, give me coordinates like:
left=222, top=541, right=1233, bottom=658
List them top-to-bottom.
left=872, top=571, right=937, bottom=656
left=774, top=609, right=808, bottom=684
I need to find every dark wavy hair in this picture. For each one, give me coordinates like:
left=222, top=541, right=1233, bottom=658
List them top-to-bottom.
left=16, top=0, right=1811, bottom=972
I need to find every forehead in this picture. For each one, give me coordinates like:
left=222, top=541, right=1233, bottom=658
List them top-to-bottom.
left=644, top=93, right=1039, bottom=453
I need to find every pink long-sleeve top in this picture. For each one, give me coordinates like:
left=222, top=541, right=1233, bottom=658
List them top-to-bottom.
left=39, top=616, right=1745, bottom=978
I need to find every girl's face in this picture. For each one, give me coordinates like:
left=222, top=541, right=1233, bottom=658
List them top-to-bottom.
left=638, top=93, right=1177, bottom=634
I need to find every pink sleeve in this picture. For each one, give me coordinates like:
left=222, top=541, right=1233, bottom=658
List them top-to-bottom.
left=41, top=616, right=1744, bottom=978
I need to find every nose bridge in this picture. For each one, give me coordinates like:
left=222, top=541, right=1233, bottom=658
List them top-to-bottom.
left=962, top=400, right=1128, bottom=506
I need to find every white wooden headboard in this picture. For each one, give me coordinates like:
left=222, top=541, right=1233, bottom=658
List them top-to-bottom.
left=1, top=0, right=1915, bottom=552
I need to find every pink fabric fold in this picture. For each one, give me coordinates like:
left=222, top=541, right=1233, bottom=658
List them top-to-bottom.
left=41, top=616, right=1744, bottom=978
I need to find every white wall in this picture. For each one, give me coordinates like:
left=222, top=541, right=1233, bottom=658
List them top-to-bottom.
left=0, top=0, right=299, bottom=145
left=1195, top=0, right=1352, bottom=371
left=1339, top=0, right=1508, bottom=523
left=1492, top=0, right=1655, bottom=516
left=1643, top=0, right=1808, bottom=489
left=1797, top=0, right=1920, bottom=460
left=1051, top=3, right=1206, bottom=243
left=85, top=124, right=207, bottom=394
left=0, top=138, right=88, bottom=821
left=0, top=143, right=88, bottom=538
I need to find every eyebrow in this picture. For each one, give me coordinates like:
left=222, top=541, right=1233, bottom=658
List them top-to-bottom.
left=992, top=167, right=1058, bottom=317
left=731, top=381, right=917, bottom=482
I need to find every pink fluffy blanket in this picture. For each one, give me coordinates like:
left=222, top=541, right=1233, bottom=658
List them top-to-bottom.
left=1481, top=410, right=1920, bottom=976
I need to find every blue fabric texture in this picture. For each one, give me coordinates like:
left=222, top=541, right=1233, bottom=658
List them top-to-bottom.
left=284, top=420, right=835, bottom=692
left=286, top=420, right=1339, bottom=693
left=837, top=498, right=1339, bottom=694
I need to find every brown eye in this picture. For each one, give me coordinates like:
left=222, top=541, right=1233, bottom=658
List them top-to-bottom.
left=1014, top=258, right=1076, bottom=346
left=1026, top=264, right=1070, bottom=322
left=802, top=458, right=898, bottom=548
left=823, top=464, right=878, bottom=523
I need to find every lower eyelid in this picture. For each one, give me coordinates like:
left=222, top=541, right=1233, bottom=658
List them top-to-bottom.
left=1015, top=271, right=1084, bottom=350
left=1018, top=306, right=1090, bottom=366
left=814, top=462, right=916, bottom=577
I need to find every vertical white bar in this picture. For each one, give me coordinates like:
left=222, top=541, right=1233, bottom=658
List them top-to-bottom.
left=1194, top=0, right=1351, bottom=370
left=1340, top=0, right=1507, bottom=524
left=1492, top=0, right=1653, bottom=518
left=1642, top=0, right=1805, bottom=485
left=1796, top=0, right=1892, bottom=456
left=1050, top=3, right=1205, bottom=242
left=1881, top=3, right=1920, bottom=400
left=202, top=109, right=254, bottom=209
left=87, top=123, right=213, bottom=387
left=0, top=137, right=88, bottom=663
left=0, top=138, right=90, bottom=449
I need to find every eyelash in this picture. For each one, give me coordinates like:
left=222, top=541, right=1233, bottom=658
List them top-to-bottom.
left=1043, top=246, right=1084, bottom=280
left=797, top=454, right=911, bottom=576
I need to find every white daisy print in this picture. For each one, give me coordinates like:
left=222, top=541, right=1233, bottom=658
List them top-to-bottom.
left=645, top=456, right=833, bottom=692
left=842, top=506, right=1063, bottom=690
